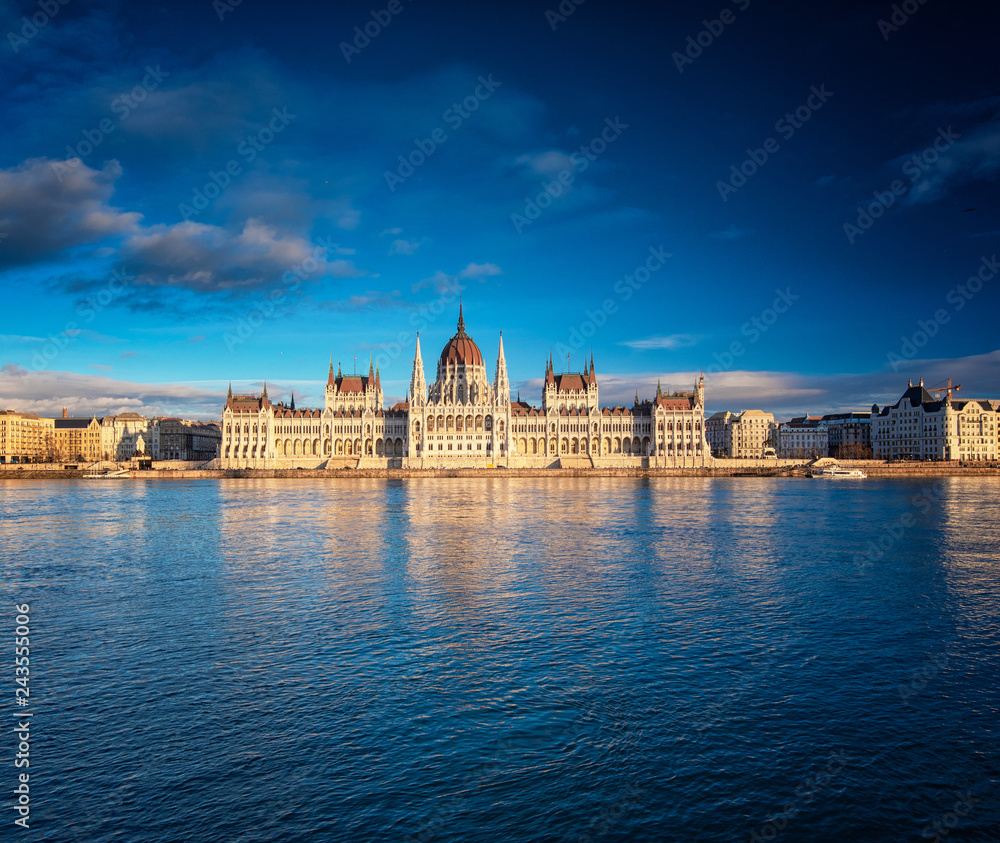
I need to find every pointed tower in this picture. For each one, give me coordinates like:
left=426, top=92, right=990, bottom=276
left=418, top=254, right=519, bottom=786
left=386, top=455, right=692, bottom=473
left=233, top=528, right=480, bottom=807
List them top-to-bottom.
left=493, top=331, right=510, bottom=407
left=410, top=332, right=427, bottom=408
left=586, top=351, right=598, bottom=409
left=543, top=352, right=557, bottom=412
left=327, top=354, right=335, bottom=387
left=261, top=382, right=269, bottom=408
left=290, top=391, right=295, bottom=411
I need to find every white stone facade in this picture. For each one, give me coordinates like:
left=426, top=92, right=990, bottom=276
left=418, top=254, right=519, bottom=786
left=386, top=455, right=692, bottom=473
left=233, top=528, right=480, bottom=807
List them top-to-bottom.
left=218, top=309, right=713, bottom=469
left=872, top=379, right=998, bottom=461
left=777, top=417, right=828, bottom=460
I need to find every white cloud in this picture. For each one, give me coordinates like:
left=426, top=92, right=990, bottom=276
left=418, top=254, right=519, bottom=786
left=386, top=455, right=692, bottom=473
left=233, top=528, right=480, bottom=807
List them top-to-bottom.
left=902, top=119, right=1000, bottom=206
left=515, top=149, right=576, bottom=176
left=0, top=157, right=140, bottom=268
left=122, top=218, right=364, bottom=292
left=389, top=238, right=420, bottom=256
left=411, top=262, right=502, bottom=294
left=620, top=334, right=698, bottom=350
left=0, top=367, right=225, bottom=419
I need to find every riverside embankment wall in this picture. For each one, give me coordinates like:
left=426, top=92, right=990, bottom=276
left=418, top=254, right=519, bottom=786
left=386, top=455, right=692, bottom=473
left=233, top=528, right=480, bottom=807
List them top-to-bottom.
left=2, top=461, right=999, bottom=479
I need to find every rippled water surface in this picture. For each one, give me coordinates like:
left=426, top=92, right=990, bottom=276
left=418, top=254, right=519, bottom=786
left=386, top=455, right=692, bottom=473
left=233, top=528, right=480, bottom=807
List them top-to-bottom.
left=2, top=477, right=999, bottom=841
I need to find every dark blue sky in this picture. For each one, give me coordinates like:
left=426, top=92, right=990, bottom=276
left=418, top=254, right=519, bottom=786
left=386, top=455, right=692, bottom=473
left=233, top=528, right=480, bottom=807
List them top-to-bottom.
left=2, top=0, right=998, bottom=418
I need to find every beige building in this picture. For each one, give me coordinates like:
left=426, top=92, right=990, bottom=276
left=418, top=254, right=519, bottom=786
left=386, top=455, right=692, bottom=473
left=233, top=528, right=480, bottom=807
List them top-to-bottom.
left=219, top=308, right=712, bottom=469
left=872, top=379, right=997, bottom=461
left=705, top=409, right=776, bottom=458
left=0, top=410, right=55, bottom=464
left=731, top=410, right=776, bottom=458
left=705, top=411, right=734, bottom=458
left=101, top=413, right=155, bottom=461
left=53, top=415, right=103, bottom=461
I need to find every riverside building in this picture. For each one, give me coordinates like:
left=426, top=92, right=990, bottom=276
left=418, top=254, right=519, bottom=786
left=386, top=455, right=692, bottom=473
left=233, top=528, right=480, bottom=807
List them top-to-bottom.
left=219, top=308, right=712, bottom=469
left=871, top=379, right=998, bottom=461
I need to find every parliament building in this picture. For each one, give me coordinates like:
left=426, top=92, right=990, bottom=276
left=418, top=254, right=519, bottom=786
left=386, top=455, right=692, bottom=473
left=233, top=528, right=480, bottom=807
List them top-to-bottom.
left=219, top=308, right=712, bottom=469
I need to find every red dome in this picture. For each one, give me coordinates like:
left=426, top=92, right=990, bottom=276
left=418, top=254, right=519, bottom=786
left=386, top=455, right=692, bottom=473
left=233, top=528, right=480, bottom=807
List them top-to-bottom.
left=439, top=307, right=484, bottom=367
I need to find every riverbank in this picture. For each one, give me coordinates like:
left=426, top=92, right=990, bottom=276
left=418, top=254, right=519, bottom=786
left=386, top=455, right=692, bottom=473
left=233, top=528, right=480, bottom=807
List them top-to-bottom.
left=2, top=462, right=999, bottom=479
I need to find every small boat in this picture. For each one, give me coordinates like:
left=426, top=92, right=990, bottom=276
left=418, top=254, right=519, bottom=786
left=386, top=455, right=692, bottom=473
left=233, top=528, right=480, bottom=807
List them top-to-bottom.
left=811, top=466, right=866, bottom=479
left=83, top=468, right=130, bottom=479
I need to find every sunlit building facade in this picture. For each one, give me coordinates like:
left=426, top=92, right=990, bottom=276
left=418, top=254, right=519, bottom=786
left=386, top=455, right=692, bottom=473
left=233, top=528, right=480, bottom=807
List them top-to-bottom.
left=218, top=308, right=712, bottom=469
left=872, top=379, right=998, bottom=461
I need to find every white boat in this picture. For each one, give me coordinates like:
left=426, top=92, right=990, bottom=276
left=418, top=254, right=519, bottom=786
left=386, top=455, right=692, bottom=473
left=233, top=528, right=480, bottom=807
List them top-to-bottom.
left=812, top=466, right=866, bottom=478
left=83, top=468, right=130, bottom=479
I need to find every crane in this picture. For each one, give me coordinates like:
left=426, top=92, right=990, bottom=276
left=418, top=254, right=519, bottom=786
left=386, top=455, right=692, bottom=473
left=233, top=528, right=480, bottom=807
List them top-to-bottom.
left=926, top=377, right=962, bottom=399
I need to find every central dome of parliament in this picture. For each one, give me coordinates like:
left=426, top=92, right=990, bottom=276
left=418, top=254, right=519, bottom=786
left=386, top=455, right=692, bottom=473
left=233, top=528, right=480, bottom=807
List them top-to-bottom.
left=438, top=305, right=484, bottom=367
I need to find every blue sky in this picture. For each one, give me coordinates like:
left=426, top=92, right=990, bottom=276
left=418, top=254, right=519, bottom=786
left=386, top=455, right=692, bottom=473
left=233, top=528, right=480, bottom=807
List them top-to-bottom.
left=1, top=0, right=998, bottom=419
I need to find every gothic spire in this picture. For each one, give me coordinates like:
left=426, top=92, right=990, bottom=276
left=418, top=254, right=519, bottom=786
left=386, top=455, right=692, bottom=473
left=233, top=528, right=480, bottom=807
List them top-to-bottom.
left=457, top=301, right=466, bottom=334
left=494, top=331, right=509, bottom=405
left=409, top=333, right=427, bottom=407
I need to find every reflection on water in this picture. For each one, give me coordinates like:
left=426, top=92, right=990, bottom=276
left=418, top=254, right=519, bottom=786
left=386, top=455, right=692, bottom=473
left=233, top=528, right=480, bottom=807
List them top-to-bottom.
left=1, top=477, right=998, bottom=842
